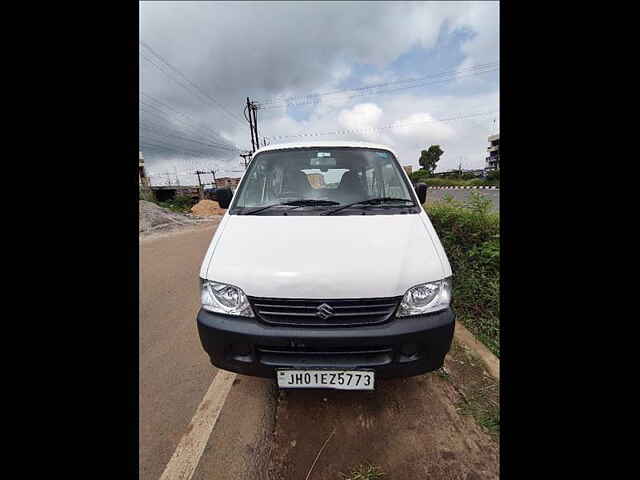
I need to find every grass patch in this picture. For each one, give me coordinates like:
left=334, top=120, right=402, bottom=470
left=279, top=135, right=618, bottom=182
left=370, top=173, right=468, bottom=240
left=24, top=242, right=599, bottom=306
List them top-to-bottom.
left=425, top=192, right=500, bottom=357
left=155, top=195, right=197, bottom=213
left=445, top=341, right=500, bottom=438
left=456, top=372, right=500, bottom=438
left=458, top=399, right=500, bottom=437
left=340, top=463, right=385, bottom=480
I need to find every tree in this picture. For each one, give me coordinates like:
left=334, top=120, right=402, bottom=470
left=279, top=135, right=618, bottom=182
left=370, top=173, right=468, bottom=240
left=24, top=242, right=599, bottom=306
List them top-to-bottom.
left=418, top=145, right=444, bottom=174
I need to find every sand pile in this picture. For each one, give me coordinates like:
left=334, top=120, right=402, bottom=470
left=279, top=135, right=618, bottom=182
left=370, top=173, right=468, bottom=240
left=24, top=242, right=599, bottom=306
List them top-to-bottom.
left=190, top=199, right=226, bottom=217
left=139, top=200, right=196, bottom=233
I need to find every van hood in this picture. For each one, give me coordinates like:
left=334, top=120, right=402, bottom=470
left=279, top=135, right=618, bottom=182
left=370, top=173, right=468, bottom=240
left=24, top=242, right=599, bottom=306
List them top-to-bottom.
left=203, top=214, right=447, bottom=299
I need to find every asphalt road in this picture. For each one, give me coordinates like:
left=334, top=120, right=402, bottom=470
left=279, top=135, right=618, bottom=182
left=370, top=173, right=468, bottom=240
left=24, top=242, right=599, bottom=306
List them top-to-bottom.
left=425, top=188, right=500, bottom=212
left=140, top=222, right=498, bottom=480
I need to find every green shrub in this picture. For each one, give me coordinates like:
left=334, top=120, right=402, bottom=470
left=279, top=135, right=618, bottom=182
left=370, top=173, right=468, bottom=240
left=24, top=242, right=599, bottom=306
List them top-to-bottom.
left=409, top=169, right=430, bottom=183
left=486, top=169, right=500, bottom=182
left=425, top=193, right=500, bottom=356
left=157, top=195, right=196, bottom=213
left=171, top=195, right=196, bottom=210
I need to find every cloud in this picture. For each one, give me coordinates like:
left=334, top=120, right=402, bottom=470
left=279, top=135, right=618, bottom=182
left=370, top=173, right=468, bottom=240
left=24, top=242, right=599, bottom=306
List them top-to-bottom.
left=139, top=1, right=499, bottom=180
left=338, top=103, right=383, bottom=132
left=391, top=112, right=455, bottom=142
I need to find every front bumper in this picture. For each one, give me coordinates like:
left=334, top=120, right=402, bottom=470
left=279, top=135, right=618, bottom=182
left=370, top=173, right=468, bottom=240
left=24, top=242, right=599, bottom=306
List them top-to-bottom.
left=196, top=307, right=455, bottom=379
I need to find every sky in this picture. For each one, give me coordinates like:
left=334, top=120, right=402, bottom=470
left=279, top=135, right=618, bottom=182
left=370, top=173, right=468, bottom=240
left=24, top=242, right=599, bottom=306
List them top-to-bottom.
left=139, top=1, right=499, bottom=186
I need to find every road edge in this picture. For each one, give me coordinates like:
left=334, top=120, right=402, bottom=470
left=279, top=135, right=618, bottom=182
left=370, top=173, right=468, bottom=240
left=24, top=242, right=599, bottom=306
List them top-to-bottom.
left=453, top=321, right=500, bottom=380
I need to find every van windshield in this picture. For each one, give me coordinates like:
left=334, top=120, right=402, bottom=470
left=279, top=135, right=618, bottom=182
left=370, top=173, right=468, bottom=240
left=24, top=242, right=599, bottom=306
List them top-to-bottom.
left=230, top=147, right=417, bottom=215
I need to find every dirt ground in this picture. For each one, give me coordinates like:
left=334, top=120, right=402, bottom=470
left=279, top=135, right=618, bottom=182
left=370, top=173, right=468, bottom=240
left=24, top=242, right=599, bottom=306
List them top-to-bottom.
left=267, top=341, right=499, bottom=480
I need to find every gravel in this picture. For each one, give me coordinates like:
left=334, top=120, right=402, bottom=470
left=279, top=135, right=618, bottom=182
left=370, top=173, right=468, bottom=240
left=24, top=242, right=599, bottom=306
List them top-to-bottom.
left=139, top=200, right=196, bottom=233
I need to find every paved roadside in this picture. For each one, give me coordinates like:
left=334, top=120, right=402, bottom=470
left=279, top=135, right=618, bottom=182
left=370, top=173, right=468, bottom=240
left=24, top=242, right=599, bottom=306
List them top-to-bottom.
left=139, top=222, right=222, bottom=480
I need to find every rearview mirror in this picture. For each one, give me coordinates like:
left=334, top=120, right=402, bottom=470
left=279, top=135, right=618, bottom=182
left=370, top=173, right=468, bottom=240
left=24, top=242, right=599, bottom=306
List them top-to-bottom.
left=415, top=183, right=427, bottom=204
left=216, top=188, right=233, bottom=209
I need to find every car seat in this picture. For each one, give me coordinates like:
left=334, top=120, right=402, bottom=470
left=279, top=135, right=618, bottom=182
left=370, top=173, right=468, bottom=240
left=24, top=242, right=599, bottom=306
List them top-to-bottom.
left=282, top=169, right=312, bottom=197
left=336, top=170, right=367, bottom=203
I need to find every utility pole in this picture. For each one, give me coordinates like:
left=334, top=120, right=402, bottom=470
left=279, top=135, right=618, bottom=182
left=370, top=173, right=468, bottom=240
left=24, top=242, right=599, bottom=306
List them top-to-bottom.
left=244, top=97, right=260, bottom=153
left=245, top=97, right=256, bottom=152
left=252, top=102, right=259, bottom=151
left=239, top=151, right=252, bottom=169
left=210, top=169, right=217, bottom=189
left=195, top=170, right=208, bottom=200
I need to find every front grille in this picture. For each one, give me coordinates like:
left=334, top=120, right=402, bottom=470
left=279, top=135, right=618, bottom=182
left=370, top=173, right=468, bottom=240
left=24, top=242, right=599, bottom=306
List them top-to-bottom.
left=247, top=296, right=401, bottom=327
left=256, top=345, right=393, bottom=367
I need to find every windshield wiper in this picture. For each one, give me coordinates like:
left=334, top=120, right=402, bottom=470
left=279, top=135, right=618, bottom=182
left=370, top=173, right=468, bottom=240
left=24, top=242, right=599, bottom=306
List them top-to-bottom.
left=322, top=197, right=416, bottom=215
left=240, top=199, right=340, bottom=215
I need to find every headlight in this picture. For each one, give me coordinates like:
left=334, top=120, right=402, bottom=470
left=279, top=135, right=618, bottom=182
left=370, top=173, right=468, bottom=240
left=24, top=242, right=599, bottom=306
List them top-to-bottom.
left=397, top=277, right=452, bottom=317
left=200, top=279, right=254, bottom=317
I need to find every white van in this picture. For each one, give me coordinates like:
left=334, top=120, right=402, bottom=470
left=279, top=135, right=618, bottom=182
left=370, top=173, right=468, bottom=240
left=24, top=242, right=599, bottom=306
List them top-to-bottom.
left=197, top=141, right=454, bottom=390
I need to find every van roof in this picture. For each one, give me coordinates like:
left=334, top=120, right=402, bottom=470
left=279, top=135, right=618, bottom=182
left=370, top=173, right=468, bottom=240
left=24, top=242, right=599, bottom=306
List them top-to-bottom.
left=253, top=141, right=397, bottom=156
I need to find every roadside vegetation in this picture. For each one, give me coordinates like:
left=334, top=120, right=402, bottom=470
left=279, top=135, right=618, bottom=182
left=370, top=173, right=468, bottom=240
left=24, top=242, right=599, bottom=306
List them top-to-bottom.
left=410, top=169, right=500, bottom=187
left=139, top=188, right=155, bottom=202
left=425, top=192, right=500, bottom=356
left=152, top=194, right=197, bottom=213
left=440, top=340, right=500, bottom=438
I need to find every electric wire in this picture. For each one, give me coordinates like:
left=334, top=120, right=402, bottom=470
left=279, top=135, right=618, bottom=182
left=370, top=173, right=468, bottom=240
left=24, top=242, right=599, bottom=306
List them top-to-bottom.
left=140, top=40, right=245, bottom=125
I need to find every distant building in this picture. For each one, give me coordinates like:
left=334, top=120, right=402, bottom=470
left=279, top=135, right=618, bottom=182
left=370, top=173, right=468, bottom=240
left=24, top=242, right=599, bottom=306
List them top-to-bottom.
left=486, top=133, right=500, bottom=171
left=403, top=165, right=413, bottom=176
left=215, top=177, right=241, bottom=189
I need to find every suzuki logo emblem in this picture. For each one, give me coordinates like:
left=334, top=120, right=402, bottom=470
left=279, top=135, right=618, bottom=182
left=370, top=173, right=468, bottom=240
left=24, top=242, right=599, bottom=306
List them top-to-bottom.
left=316, top=303, right=335, bottom=320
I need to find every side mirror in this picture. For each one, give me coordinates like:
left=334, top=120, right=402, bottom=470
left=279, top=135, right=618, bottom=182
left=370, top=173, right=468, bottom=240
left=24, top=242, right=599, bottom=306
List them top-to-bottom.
left=415, top=183, right=427, bottom=204
left=216, top=188, right=233, bottom=209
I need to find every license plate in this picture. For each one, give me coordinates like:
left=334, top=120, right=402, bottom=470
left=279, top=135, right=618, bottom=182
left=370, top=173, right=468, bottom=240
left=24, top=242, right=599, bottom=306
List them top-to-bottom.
left=277, top=369, right=374, bottom=390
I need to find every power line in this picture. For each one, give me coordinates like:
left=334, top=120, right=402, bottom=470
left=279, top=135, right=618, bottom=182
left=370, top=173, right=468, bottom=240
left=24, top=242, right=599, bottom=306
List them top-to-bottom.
left=140, top=40, right=245, bottom=125
left=139, top=44, right=244, bottom=126
left=139, top=52, right=242, bottom=127
left=262, top=61, right=497, bottom=105
left=259, top=62, right=499, bottom=109
left=256, top=66, right=497, bottom=123
left=261, top=67, right=498, bottom=111
left=140, top=92, right=239, bottom=147
left=139, top=104, right=238, bottom=148
left=139, top=104, right=240, bottom=149
left=139, top=109, right=240, bottom=152
left=265, top=109, right=498, bottom=141
left=140, top=123, right=240, bottom=153
left=140, top=139, right=223, bottom=158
